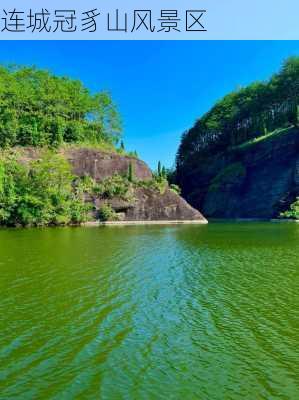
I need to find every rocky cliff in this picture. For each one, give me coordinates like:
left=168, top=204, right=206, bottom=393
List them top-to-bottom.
left=178, top=127, right=299, bottom=219
left=21, top=147, right=206, bottom=223
left=66, top=148, right=206, bottom=223
left=66, top=148, right=153, bottom=182
left=93, top=186, right=204, bottom=222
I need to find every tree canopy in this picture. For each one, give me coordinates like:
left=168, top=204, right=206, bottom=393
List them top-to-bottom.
left=176, top=57, right=299, bottom=172
left=0, top=65, right=121, bottom=148
left=0, top=150, right=91, bottom=226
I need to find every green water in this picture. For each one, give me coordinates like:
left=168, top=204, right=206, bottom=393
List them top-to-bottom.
left=0, top=223, right=298, bottom=400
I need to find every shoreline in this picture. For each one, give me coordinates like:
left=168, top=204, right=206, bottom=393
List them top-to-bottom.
left=2, top=218, right=298, bottom=230
left=82, top=218, right=299, bottom=227
left=209, top=218, right=299, bottom=223
left=83, top=219, right=208, bottom=227
left=270, top=219, right=299, bottom=223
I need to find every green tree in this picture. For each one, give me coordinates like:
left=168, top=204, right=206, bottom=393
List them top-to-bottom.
left=176, top=56, right=299, bottom=184
left=0, top=65, right=122, bottom=148
left=0, top=150, right=90, bottom=226
left=157, top=161, right=162, bottom=177
left=128, top=162, right=134, bottom=182
left=280, top=197, right=299, bottom=220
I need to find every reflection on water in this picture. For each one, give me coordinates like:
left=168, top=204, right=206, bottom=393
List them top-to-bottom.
left=0, top=223, right=298, bottom=399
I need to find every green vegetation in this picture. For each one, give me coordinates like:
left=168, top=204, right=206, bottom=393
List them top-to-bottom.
left=176, top=57, right=299, bottom=176
left=0, top=65, right=121, bottom=148
left=0, top=65, right=150, bottom=227
left=230, top=126, right=292, bottom=151
left=0, top=150, right=91, bottom=226
left=128, top=150, right=139, bottom=158
left=0, top=154, right=183, bottom=227
left=156, top=161, right=168, bottom=179
left=157, top=161, right=162, bottom=176
left=128, top=162, right=134, bottom=182
left=208, top=163, right=246, bottom=192
left=95, top=167, right=179, bottom=207
left=97, top=171, right=170, bottom=199
left=95, top=172, right=182, bottom=221
left=96, top=174, right=132, bottom=200
left=137, top=176, right=168, bottom=194
left=169, top=184, right=181, bottom=195
left=280, top=198, right=299, bottom=220
left=98, top=204, right=120, bottom=222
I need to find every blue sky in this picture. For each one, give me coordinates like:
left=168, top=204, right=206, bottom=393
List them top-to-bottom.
left=0, top=41, right=299, bottom=169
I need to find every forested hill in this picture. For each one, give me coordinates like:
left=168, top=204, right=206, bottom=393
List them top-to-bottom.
left=175, top=57, right=299, bottom=219
left=176, top=57, right=299, bottom=174
left=0, top=65, right=207, bottom=227
left=0, top=66, right=121, bottom=148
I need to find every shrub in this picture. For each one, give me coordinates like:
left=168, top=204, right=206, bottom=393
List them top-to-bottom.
left=0, top=150, right=90, bottom=226
left=127, top=150, right=138, bottom=158
left=96, top=174, right=130, bottom=199
left=75, top=175, right=97, bottom=194
left=137, top=176, right=168, bottom=194
left=170, top=184, right=181, bottom=195
left=280, top=198, right=299, bottom=219
left=98, top=203, right=119, bottom=222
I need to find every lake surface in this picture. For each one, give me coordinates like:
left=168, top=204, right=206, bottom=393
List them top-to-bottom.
left=0, top=222, right=298, bottom=400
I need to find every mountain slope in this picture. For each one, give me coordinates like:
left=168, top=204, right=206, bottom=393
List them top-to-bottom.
left=175, top=57, right=299, bottom=219
left=180, top=127, right=299, bottom=219
left=17, top=146, right=207, bottom=225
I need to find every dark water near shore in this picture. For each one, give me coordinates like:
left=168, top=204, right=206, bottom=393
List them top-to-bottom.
left=0, top=223, right=298, bottom=400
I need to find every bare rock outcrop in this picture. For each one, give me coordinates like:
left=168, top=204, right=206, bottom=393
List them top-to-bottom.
left=178, top=127, right=299, bottom=219
left=18, top=146, right=207, bottom=223
left=65, top=148, right=152, bottom=182
left=65, top=148, right=206, bottom=223
left=94, top=187, right=207, bottom=222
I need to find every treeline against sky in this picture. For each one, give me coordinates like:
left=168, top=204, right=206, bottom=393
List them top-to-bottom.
left=176, top=57, right=299, bottom=171
left=0, top=66, right=121, bottom=148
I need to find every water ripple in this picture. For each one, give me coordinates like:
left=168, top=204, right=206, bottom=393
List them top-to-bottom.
left=0, top=223, right=299, bottom=399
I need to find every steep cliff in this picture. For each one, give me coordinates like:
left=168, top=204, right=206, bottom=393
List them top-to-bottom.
left=175, top=57, right=299, bottom=220
left=178, top=127, right=299, bottom=219
left=20, top=147, right=207, bottom=224
left=65, top=148, right=152, bottom=182
left=67, top=148, right=206, bottom=223
left=93, top=186, right=204, bottom=222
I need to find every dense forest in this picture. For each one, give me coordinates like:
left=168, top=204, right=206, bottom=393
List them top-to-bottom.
left=176, top=57, right=299, bottom=173
left=0, top=65, right=121, bottom=148
left=0, top=65, right=124, bottom=226
left=0, top=66, right=176, bottom=226
left=0, top=150, right=92, bottom=226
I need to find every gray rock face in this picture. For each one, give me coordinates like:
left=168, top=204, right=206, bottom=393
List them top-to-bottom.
left=180, top=127, right=299, bottom=219
left=19, top=146, right=207, bottom=222
left=65, top=148, right=207, bottom=223
left=65, top=148, right=206, bottom=222
left=66, top=148, right=152, bottom=182
left=92, top=186, right=206, bottom=223
left=123, top=187, right=206, bottom=221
